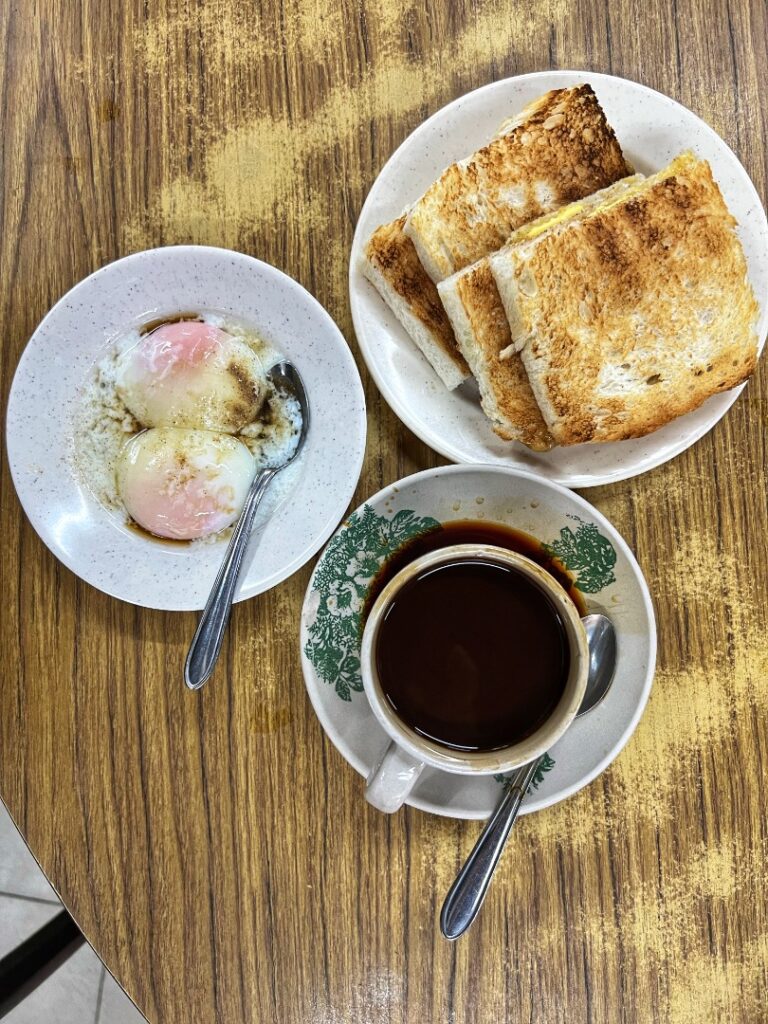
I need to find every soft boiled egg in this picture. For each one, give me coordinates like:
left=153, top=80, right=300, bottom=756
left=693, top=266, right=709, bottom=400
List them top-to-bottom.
left=116, top=321, right=265, bottom=432
left=116, top=428, right=255, bottom=540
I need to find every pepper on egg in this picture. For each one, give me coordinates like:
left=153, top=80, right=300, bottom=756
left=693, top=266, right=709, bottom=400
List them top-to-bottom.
left=115, top=321, right=265, bottom=433
left=116, top=427, right=256, bottom=540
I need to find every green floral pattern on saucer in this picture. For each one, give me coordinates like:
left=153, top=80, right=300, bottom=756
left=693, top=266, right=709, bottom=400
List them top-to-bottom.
left=304, top=505, right=440, bottom=700
left=304, top=506, right=618, bottom=704
left=544, top=516, right=617, bottom=593
left=494, top=753, right=557, bottom=793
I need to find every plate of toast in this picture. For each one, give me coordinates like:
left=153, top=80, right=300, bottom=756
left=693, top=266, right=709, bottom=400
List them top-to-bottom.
left=350, top=71, right=768, bottom=487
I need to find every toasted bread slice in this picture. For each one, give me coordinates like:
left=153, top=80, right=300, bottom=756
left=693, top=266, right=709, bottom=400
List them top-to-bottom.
left=404, top=84, right=633, bottom=283
left=489, top=152, right=759, bottom=445
left=438, top=176, right=644, bottom=449
left=362, top=216, right=469, bottom=390
left=438, top=260, right=552, bottom=449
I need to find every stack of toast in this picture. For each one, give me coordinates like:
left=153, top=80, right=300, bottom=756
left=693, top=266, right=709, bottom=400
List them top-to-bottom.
left=362, top=85, right=758, bottom=449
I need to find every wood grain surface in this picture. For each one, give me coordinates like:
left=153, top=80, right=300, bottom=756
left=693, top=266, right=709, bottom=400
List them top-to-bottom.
left=2, top=1, right=767, bottom=1021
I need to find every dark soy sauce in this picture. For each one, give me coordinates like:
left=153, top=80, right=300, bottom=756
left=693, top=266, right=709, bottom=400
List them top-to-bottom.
left=368, top=520, right=581, bottom=753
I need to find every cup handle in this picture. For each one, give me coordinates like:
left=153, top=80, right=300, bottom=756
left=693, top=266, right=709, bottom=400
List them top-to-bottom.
left=366, top=741, right=425, bottom=813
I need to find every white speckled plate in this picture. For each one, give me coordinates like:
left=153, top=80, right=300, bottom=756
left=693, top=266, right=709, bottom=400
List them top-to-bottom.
left=350, top=70, right=768, bottom=488
left=7, top=246, right=366, bottom=610
left=300, top=465, right=656, bottom=819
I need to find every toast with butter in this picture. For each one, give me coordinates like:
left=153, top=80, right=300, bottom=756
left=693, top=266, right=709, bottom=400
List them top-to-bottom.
left=404, top=84, right=632, bottom=283
left=363, top=85, right=631, bottom=391
left=489, top=152, right=759, bottom=444
left=438, top=176, right=644, bottom=448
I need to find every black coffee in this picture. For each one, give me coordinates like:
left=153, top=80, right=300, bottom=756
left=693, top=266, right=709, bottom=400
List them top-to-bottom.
left=375, top=558, right=569, bottom=752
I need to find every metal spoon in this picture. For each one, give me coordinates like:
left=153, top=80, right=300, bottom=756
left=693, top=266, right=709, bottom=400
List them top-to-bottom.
left=184, top=362, right=310, bottom=691
left=440, top=613, right=617, bottom=940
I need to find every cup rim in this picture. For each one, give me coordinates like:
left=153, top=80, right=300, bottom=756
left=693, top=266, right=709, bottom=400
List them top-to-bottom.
left=360, top=543, right=589, bottom=775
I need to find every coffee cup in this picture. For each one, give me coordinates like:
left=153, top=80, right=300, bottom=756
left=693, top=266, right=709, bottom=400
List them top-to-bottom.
left=361, top=544, right=588, bottom=813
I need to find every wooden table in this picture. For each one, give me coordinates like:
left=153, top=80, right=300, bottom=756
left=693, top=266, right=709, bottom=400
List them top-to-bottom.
left=2, top=1, right=767, bottom=1021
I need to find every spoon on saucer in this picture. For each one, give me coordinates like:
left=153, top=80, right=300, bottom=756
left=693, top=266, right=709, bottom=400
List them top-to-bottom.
left=184, top=361, right=310, bottom=691
left=440, top=613, right=617, bottom=940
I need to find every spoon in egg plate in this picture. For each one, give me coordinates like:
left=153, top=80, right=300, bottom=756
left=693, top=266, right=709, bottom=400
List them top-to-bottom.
left=184, top=361, right=310, bottom=691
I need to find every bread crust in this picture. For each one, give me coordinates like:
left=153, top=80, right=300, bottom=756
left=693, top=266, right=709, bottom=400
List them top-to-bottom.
left=363, top=215, right=469, bottom=388
left=439, top=262, right=553, bottom=449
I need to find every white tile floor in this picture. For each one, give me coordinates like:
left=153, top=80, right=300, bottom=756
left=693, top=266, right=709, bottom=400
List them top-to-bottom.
left=0, top=802, right=145, bottom=1022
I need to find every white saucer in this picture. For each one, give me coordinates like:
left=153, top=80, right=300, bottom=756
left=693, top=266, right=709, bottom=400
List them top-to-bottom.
left=349, top=70, right=768, bottom=488
left=7, top=246, right=366, bottom=610
left=300, top=465, right=656, bottom=819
